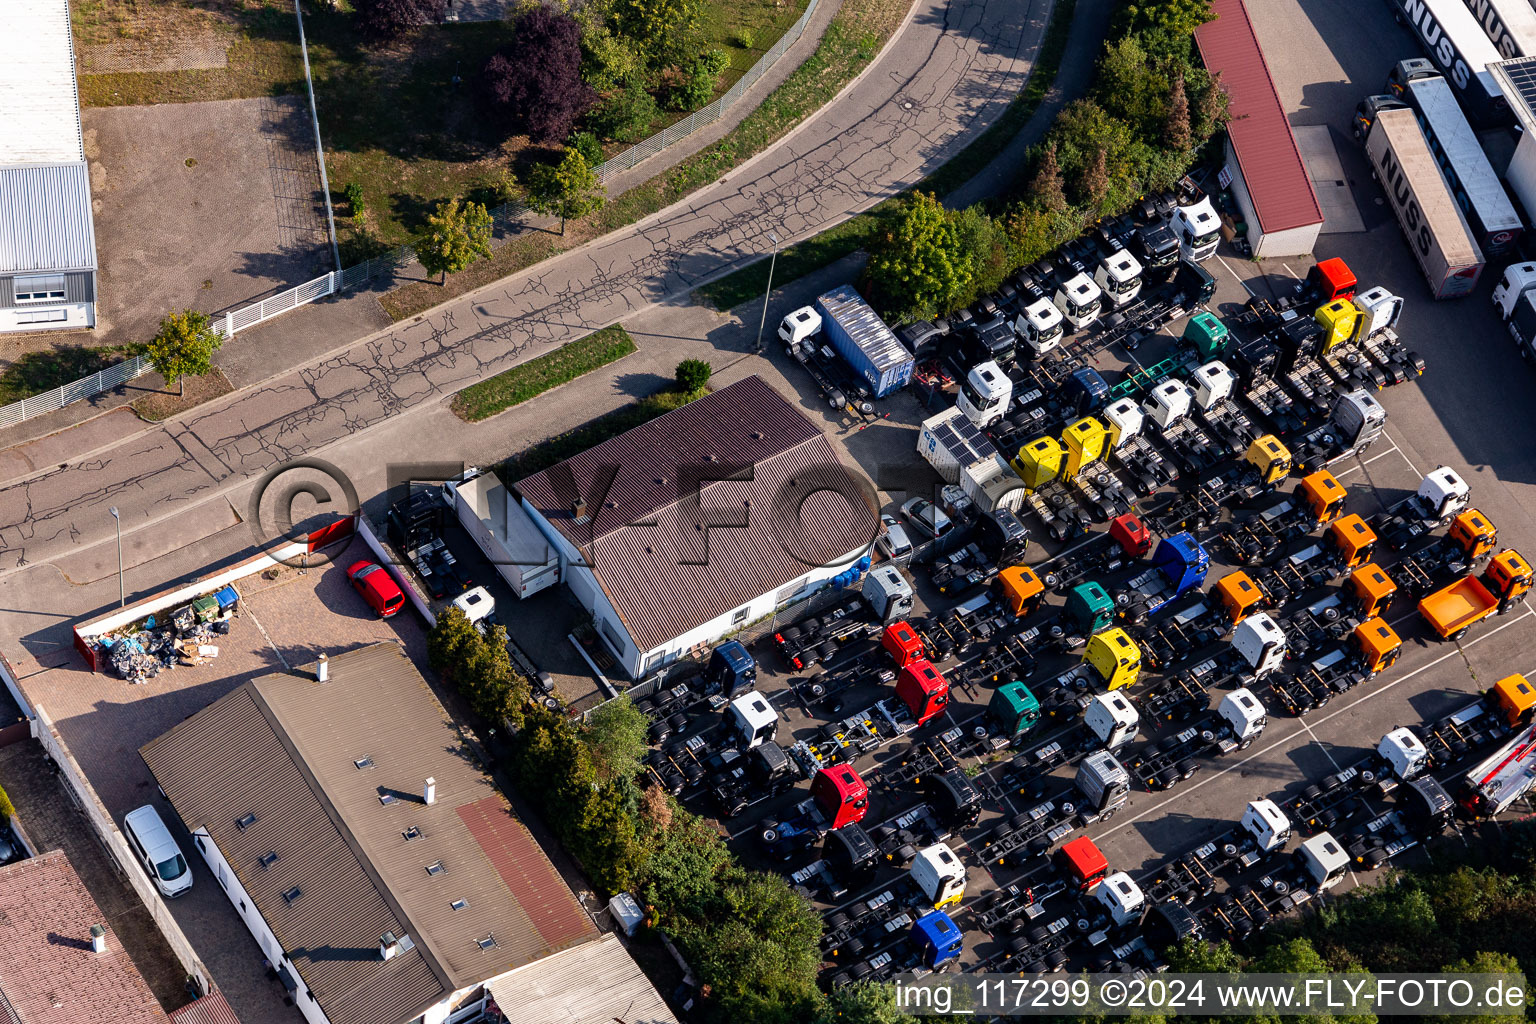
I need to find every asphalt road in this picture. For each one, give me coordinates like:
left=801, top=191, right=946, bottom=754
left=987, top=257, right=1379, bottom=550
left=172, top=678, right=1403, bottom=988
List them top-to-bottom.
left=0, top=0, right=1047, bottom=578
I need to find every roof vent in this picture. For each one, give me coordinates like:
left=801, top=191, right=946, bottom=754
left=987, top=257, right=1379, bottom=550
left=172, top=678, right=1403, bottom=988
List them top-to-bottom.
left=752, top=431, right=764, bottom=440
left=571, top=498, right=588, bottom=524
left=236, top=813, right=257, bottom=832
left=90, top=924, right=106, bottom=954
left=380, top=932, right=400, bottom=961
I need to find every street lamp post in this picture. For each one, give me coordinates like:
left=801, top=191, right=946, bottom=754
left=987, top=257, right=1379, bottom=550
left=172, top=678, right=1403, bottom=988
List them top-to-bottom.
left=754, top=231, right=782, bottom=353
left=109, top=507, right=123, bottom=608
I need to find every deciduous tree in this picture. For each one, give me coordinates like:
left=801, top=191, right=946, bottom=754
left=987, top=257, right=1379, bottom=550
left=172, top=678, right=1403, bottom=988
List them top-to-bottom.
left=352, top=0, right=446, bottom=40
left=612, top=0, right=704, bottom=71
left=480, top=5, right=595, bottom=144
left=1165, top=75, right=1192, bottom=151
left=589, top=77, right=659, bottom=142
left=1030, top=141, right=1068, bottom=214
left=522, top=148, right=606, bottom=234
left=866, top=191, right=971, bottom=320
left=415, top=198, right=494, bottom=283
left=145, top=309, right=223, bottom=396
left=579, top=695, right=649, bottom=784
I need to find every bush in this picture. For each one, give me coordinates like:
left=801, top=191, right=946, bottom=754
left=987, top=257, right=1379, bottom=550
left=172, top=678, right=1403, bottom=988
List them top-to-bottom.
left=352, top=0, right=445, bottom=40
left=480, top=5, right=595, bottom=144
left=733, top=29, right=756, bottom=49
left=668, top=48, right=730, bottom=111
left=589, top=78, right=658, bottom=143
left=568, top=130, right=604, bottom=168
left=342, top=182, right=366, bottom=217
left=674, top=358, right=712, bottom=394
left=427, top=609, right=530, bottom=726
left=579, top=696, right=650, bottom=784
left=0, top=784, right=13, bottom=822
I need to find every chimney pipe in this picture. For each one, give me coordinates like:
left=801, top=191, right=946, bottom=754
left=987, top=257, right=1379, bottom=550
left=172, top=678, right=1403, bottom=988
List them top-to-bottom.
left=316, top=654, right=329, bottom=683
left=424, top=777, right=436, bottom=805
left=90, top=924, right=106, bottom=954
left=380, top=931, right=399, bottom=961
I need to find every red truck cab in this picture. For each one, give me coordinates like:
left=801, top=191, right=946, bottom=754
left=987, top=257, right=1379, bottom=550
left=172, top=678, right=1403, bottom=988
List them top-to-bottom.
left=1306, top=258, right=1357, bottom=304
left=1110, top=513, right=1152, bottom=557
left=882, top=621, right=926, bottom=668
left=896, top=659, right=951, bottom=725
left=811, top=764, right=869, bottom=830
left=1056, top=835, right=1110, bottom=891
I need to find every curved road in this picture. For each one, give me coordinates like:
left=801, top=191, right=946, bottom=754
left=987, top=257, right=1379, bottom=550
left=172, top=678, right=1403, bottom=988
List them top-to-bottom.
left=0, top=0, right=1046, bottom=575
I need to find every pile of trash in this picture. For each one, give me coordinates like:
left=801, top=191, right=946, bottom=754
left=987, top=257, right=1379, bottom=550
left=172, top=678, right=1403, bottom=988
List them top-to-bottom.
left=93, top=585, right=240, bottom=684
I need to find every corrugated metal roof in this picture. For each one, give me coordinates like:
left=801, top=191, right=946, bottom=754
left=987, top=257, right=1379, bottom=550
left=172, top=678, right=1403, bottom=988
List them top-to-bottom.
left=0, top=0, right=86, bottom=165
left=1195, top=0, right=1323, bottom=234
left=0, top=163, right=98, bottom=273
left=516, top=376, right=877, bottom=653
left=142, top=644, right=597, bottom=1024
left=0, top=850, right=166, bottom=1024
left=485, top=933, right=679, bottom=1024
left=168, top=992, right=241, bottom=1024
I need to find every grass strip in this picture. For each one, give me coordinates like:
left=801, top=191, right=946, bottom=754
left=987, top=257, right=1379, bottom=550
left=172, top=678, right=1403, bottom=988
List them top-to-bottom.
left=380, top=0, right=908, bottom=322
left=694, top=0, right=1079, bottom=313
left=451, top=325, right=637, bottom=422
left=0, top=346, right=141, bottom=406
left=498, top=387, right=703, bottom=482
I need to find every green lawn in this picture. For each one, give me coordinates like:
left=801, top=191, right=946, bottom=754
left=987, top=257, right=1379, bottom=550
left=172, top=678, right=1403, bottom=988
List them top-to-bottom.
left=694, top=0, right=1079, bottom=312
left=451, top=324, right=637, bottom=422
left=0, top=346, right=141, bottom=406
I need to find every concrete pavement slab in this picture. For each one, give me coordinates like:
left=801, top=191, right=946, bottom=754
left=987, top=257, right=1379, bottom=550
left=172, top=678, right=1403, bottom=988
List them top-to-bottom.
left=1295, top=125, right=1366, bottom=234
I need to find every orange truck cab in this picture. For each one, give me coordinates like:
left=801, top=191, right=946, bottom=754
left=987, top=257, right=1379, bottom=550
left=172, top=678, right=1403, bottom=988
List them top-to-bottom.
left=1299, top=470, right=1347, bottom=526
left=1448, top=509, right=1498, bottom=564
left=1328, top=514, right=1377, bottom=569
left=1418, top=550, right=1533, bottom=641
left=1347, top=563, right=1398, bottom=620
left=997, top=565, right=1046, bottom=617
left=1215, top=570, right=1267, bottom=625
left=1353, top=617, right=1402, bottom=675
left=881, top=621, right=926, bottom=668
left=895, top=659, right=951, bottom=726
left=1491, top=674, right=1536, bottom=728
left=811, top=764, right=869, bottom=830
left=1056, top=835, right=1110, bottom=891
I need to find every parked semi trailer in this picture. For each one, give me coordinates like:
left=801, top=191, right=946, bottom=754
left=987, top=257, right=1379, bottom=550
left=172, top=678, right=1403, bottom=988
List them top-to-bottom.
left=1387, top=0, right=1509, bottom=127
left=1360, top=104, right=1485, bottom=298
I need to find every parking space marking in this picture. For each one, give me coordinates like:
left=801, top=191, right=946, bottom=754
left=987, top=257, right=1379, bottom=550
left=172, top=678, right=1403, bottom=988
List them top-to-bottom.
left=1215, top=254, right=1260, bottom=297
left=1333, top=443, right=1401, bottom=481
left=1092, top=607, right=1536, bottom=843
left=1297, top=717, right=1342, bottom=770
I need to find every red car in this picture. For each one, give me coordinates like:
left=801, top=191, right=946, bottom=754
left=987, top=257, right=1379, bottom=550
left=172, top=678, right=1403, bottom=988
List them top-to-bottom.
left=347, top=560, right=405, bottom=618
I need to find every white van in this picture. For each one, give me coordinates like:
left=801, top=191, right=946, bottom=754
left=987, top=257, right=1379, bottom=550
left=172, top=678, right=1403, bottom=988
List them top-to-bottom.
left=123, top=805, right=193, bottom=898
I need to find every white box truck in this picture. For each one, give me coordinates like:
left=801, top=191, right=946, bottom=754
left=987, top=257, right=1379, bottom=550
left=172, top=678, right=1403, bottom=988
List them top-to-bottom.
left=1363, top=105, right=1486, bottom=298
left=917, top=407, right=999, bottom=484
left=444, top=471, right=560, bottom=598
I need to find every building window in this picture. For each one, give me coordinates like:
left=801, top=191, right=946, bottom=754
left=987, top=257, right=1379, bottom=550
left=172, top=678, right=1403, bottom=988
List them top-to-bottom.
left=13, top=275, right=65, bottom=302
left=777, top=577, right=808, bottom=606
left=732, top=606, right=750, bottom=625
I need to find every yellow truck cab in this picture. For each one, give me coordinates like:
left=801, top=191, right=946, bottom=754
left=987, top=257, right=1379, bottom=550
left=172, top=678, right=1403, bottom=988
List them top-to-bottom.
left=1315, top=298, right=1365, bottom=351
left=1062, top=417, right=1109, bottom=480
left=1245, top=434, right=1293, bottom=485
left=1012, top=436, right=1066, bottom=490
left=1327, top=514, right=1377, bottom=569
left=996, top=565, right=1046, bottom=618
left=1084, top=628, right=1142, bottom=691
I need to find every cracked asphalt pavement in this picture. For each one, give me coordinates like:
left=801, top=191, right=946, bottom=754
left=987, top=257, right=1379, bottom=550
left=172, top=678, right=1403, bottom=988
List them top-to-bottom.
left=0, top=0, right=1047, bottom=576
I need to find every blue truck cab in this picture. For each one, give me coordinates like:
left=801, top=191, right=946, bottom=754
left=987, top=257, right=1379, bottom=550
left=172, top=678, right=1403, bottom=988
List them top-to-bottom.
left=1063, top=367, right=1111, bottom=418
left=1121, top=533, right=1209, bottom=625
left=704, top=640, right=757, bottom=697
left=910, top=910, right=963, bottom=969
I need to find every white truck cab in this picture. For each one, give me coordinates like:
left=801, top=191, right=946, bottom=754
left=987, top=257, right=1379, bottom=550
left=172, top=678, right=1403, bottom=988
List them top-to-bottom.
left=1174, top=196, right=1221, bottom=262
left=1095, top=250, right=1144, bottom=309
left=1493, top=262, right=1536, bottom=319
left=1053, top=271, right=1104, bottom=331
left=1354, top=286, right=1402, bottom=338
left=1014, top=296, right=1066, bottom=356
left=778, top=306, right=821, bottom=349
left=957, top=360, right=1012, bottom=428
left=1191, top=360, right=1237, bottom=411
left=1141, top=380, right=1194, bottom=431
left=1101, top=398, right=1144, bottom=449
left=1415, top=467, right=1470, bottom=523
left=453, top=587, right=497, bottom=631
left=1232, top=614, right=1287, bottom=680
left=1218, top=687, right=1269, bottom=744
left=727, top=691, right=779, bottom=749
left=1084, top=691, right=1141, bottom=750
left=1378, top=727, right=1430, bottom=781
left=1075, top=749, right=1132, bottom=817
left=1241, top=798, right=1292, bottom=853
left=1298, top=832, right=1351, bottom=890
left=910, top=843, right=966, bottom=909
left=1095, top=871, right=1146, bottom=926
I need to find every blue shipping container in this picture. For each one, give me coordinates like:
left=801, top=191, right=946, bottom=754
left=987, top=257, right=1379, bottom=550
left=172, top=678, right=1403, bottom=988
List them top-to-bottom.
left=813, top=286, right=914, bottom=398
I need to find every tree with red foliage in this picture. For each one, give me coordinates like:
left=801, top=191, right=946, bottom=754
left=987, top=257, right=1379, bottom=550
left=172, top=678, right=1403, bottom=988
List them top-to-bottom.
left=352, top=0, right=445, bottom=40
left=480, top=4, right=594, bottom=144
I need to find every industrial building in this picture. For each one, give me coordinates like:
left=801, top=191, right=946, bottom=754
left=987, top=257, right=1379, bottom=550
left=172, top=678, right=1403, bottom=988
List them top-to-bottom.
left=0, top=0, right=98, bottom=334
left=1195, top=0, right=1325, bottom=258
left=515, top=375, right=878, bottom=679
left=141, top=643, right=672, bottom=1024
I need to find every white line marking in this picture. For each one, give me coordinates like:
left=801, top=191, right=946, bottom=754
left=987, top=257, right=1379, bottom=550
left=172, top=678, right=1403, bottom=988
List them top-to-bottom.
left=1215, top=254, right=1259, bottom=297
left=1091, top=607, right=1536, bottom=842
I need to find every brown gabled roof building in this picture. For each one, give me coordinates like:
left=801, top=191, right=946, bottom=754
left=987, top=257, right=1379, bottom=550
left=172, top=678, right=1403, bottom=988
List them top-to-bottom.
left=515, top=375, right=876, bottom=677
left=139, top=642, right=639, bottom=1024
left=0, top=849, right=166, bottom=1024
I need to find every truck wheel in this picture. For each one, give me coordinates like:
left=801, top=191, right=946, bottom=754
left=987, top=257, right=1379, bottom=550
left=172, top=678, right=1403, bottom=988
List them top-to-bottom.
left=1451, top=628, right=1469, bottom=642
left=1238, top=736, right=1254, bottom=751
left=760, top=825, right=780, bottom=844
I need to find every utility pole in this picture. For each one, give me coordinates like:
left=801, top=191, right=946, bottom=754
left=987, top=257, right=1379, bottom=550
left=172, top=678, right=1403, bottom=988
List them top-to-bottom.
left=754, top=231, right=781, bottom=353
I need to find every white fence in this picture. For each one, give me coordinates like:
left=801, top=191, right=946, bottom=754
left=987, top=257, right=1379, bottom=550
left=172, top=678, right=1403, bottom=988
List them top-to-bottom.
left=0, top=0, right=823, bottom=431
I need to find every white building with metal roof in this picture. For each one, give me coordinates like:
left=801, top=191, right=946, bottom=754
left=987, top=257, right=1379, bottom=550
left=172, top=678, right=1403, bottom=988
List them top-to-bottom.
left=0, top=0, right=99, bottom=334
